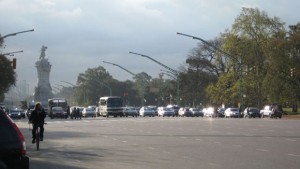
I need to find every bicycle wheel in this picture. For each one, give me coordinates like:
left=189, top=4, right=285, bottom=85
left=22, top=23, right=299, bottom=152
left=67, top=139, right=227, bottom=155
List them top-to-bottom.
left=36, top=129, right=40, bottom=150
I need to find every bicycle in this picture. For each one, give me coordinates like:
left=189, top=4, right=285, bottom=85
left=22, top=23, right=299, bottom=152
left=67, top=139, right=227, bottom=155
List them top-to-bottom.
left=29, top=122, right=47, bottom=150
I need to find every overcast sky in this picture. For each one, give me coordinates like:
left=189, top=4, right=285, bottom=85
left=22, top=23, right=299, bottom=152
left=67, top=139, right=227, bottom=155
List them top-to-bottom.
left=0, top=0, right=299, bottom=94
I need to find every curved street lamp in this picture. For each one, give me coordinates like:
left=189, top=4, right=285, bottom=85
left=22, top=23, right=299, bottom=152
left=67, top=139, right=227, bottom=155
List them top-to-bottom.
left=0, top=29, right=34, bottom=40
left=177, top=32, right=244, bottom=110
left=2, top=50, right=23, bottom=56
left=129, top=51, right=180, bottom=105
left=103, top=60, right=146, bottom=105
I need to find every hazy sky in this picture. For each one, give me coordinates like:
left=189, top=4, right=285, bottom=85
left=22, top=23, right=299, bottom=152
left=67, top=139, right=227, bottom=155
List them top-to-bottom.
left=0, top=0, right=299, bottom=94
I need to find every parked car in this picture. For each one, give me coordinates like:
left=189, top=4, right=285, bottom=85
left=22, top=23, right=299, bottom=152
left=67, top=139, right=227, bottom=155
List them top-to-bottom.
left=147, top=105, right=158, bottom=116
left=166, top=105, right=180, bottom=116
left=260, top=105, right=272, bottom=118
left=50, top=106, right=67, bottom=119
left=139, top=106, right=155, bottom=117
left=82, top=107, right=96, bottom=117
left=123, top=107, right=138, bottom=117
left=157, top=107, right=175, bottom=117
left=178, top=107, right=193, bottom=117
left=203, top=107, right=214, bottom=117
left=243, top=107, right=261, bottom=118
left=8, top=108, right=23, bottom=119
left=189, top=108, right=203, bottom=117
left=217, top=108, right=225, bottom=118
left=224, top=108, right=240, bottom=118
left=0, top=109, right=29, bottom=169
left=25, top=109, right=34, bottom=119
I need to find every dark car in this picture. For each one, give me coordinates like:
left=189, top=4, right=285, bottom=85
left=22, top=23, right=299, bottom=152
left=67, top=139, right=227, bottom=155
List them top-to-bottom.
left=50, top=106, right=67, bottom=119
left=123, top=107, right=138, bottom=117
left=178, top=107, right=193, bottom=117
left=243, top=107, right=261, bottom=118
left=0, top=109, right=29, bottom=169
left=8, top=109, right=23, bottom=119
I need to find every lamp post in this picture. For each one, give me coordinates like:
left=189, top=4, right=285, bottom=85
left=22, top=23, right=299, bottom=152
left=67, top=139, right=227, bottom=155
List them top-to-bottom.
left=0, top=29, right=34, bottom=40
left=177, top=32, right=244, bottom=110
left=2, top=50, right=23, bottom=56
left=129, top=51, right=180, bottom=105
left=103, top=60, right=146, bottom=105
left=160, top=69, right=179, bottom=105
left=95, top=79, right=112, bottom=96
left=60, top=80, right=87, bottom=105
left=60, top=81, right=76, bottom=87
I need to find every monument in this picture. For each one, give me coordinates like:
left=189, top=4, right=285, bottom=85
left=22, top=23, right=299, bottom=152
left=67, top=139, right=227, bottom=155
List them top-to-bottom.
left=34, top=46, right=54, bottom=106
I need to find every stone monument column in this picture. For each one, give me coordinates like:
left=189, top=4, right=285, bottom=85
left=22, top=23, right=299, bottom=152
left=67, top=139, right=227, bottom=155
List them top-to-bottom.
left=34, top=46, right=54, bottom=105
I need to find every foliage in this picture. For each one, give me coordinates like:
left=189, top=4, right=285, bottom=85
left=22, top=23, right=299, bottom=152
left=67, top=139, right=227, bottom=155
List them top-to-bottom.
left=206, top=8, right=290, bottom=108
left=0, top=54, right=16, bottom=102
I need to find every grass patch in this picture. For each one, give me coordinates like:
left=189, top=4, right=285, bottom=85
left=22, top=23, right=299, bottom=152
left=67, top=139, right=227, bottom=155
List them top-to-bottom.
left=283, top=108, right=300, bottom=115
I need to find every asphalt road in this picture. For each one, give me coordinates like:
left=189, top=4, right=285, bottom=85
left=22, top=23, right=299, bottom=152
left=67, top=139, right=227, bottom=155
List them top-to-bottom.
left=15, top=117, right=300, bottom=169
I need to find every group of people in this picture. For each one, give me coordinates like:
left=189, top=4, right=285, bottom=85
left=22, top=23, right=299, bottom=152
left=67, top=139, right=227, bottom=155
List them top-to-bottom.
left=71, top=107, right=82, bottom=119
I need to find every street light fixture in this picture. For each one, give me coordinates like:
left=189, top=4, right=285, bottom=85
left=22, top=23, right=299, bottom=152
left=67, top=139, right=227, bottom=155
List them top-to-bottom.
left=0, top=29, right=34, bottom=40
left=177, top=32, right=244, bottom=110
left=2, top=50, right=23, bottom=56
left=129, top=51, right=180, bottom=105
left=103, top=60, right=146, bottom=105
left=60, top=81, right=76, bottom=87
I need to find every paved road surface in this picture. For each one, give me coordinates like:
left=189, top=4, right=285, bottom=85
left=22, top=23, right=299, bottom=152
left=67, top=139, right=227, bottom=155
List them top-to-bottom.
left=15, top=117, right=300, bottom=169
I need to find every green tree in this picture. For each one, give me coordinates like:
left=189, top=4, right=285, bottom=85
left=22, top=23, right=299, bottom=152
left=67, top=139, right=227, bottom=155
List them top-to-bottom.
left=207, top=8, right=286, bottom=108
left=0, top=54, right=16, bottom=102
left=74, top=66, right=114, bottom=106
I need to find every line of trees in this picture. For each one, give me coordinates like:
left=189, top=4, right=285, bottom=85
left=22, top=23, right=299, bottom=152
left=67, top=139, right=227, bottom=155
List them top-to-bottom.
left=2, top=8, right=299, bottom=110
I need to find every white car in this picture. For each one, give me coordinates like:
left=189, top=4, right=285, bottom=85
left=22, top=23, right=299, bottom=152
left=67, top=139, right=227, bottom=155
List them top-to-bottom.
left=260, top=105, right=272, bottom=118
left=139, top=106, right=155, bottom=117
left=82, top=107, right=96, bottom=117
left=157, top=107, right=175, bottom=117
left=203, top=107, right=214, bottom=117
left=224, top=108, right=240, bottom=118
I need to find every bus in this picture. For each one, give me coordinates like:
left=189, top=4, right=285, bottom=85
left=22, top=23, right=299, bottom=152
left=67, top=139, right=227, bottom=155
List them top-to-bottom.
left=99, top=96, right=123, bottom=117
left=48, top=98, right=69, bottom=118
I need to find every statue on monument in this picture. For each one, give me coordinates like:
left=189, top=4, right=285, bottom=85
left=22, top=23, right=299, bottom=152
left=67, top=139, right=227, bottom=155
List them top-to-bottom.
left=34, top=45, right=54, bottom=106
left=39, top=45, right=47, bottom=60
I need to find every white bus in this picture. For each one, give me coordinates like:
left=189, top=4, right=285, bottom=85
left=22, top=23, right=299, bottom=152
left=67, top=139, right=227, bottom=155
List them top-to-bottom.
left=99, top=96, right=123, bottom=117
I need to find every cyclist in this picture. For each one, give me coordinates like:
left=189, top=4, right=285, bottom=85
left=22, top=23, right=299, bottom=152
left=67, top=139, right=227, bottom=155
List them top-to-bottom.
left=29, top=102, right=46, bottom=144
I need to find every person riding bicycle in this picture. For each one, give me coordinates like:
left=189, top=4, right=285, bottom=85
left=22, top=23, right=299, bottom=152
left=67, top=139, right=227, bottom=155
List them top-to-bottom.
left=29, top=102, right=46, bottom=144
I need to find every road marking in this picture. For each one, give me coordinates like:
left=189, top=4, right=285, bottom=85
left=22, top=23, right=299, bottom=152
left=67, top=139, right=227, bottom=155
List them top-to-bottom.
left=264, top=137, right=273, bottom=139
left=195, top=138, right=203, bottom=141
left=285, top=138, right=297, bottom=142
left=122, top=140, right=127, bottom=143
left=148, top=147, right=155, bottom=150
left=256, top=149, right=269, bottom=152
left=163, top=151, right=171, bottom=154
left=287, top=154, right=300, bottom=157
left=183, top=156, right=192, bottom=160
left=209, top=162, right=221, bottom=167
